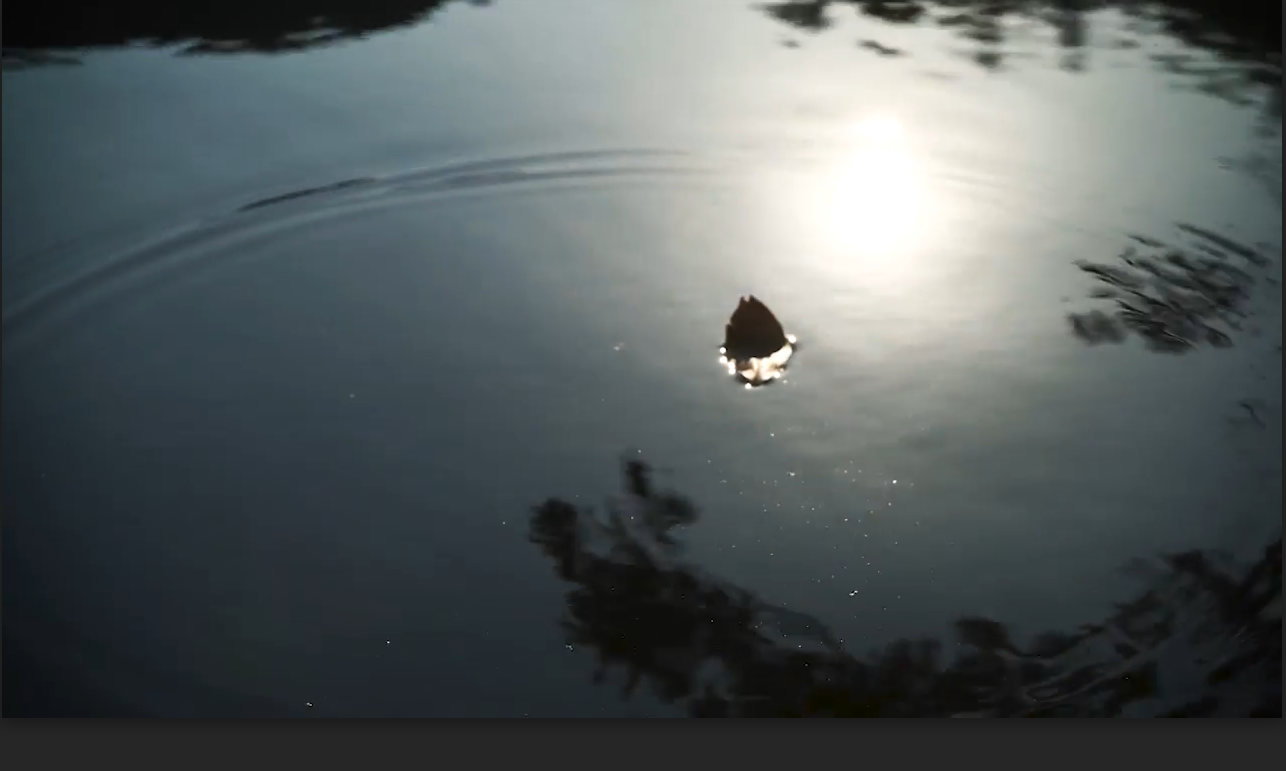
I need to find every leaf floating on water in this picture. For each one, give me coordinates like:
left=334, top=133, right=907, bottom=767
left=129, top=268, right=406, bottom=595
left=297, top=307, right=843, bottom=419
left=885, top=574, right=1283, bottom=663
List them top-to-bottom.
left=719, top=295, right=797, bottom=387
left=723, top=295, right=787, bottom=357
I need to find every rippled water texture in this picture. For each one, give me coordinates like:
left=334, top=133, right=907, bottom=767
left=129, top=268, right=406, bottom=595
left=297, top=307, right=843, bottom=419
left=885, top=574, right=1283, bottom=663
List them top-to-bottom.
left=3, top=2, right=1281, bottom=716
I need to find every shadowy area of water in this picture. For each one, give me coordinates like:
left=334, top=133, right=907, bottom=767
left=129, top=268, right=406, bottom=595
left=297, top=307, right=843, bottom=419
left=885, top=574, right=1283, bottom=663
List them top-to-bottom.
left=1, top=0, right=483, bottom=64
left=529, top=456, right=1280, bottom=717
left=3, top=598, right=299, bottom=717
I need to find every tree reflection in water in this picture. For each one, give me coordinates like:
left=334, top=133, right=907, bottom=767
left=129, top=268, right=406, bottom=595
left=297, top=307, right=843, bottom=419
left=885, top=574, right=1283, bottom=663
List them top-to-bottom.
left=2, top=1, right=1281, bottom=111
left=763, top=1, right=1279, bottom=108
left=1068, top=223, right=1277, bottom=354
left=529, top=457, right=1280, bottom=717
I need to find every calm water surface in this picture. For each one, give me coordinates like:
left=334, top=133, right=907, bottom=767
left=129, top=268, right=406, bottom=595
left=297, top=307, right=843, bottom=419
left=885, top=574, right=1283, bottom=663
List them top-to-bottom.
left=3, top=1, right=1281, bottom=716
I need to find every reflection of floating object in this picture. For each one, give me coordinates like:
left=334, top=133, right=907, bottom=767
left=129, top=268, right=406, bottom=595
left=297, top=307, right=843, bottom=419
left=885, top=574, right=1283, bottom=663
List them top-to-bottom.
left=719, top=295, right=797, bottom=387
left=720, top=339, right=796, bottom=386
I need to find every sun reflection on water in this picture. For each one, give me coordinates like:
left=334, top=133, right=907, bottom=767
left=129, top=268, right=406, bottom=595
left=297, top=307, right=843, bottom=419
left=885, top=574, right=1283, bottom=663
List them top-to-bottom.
left=826, top=115, right=924, bottom=259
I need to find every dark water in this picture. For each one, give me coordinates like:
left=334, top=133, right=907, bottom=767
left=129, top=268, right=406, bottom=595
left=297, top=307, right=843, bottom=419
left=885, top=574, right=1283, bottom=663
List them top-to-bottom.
left=3, top=1, right=1280, bottom=717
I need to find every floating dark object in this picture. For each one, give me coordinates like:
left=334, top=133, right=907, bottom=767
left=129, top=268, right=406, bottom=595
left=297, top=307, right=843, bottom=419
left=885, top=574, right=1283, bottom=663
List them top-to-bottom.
left=719, top=295, right=796, bottom=386
left=723, top=295, right=787, bottom=357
